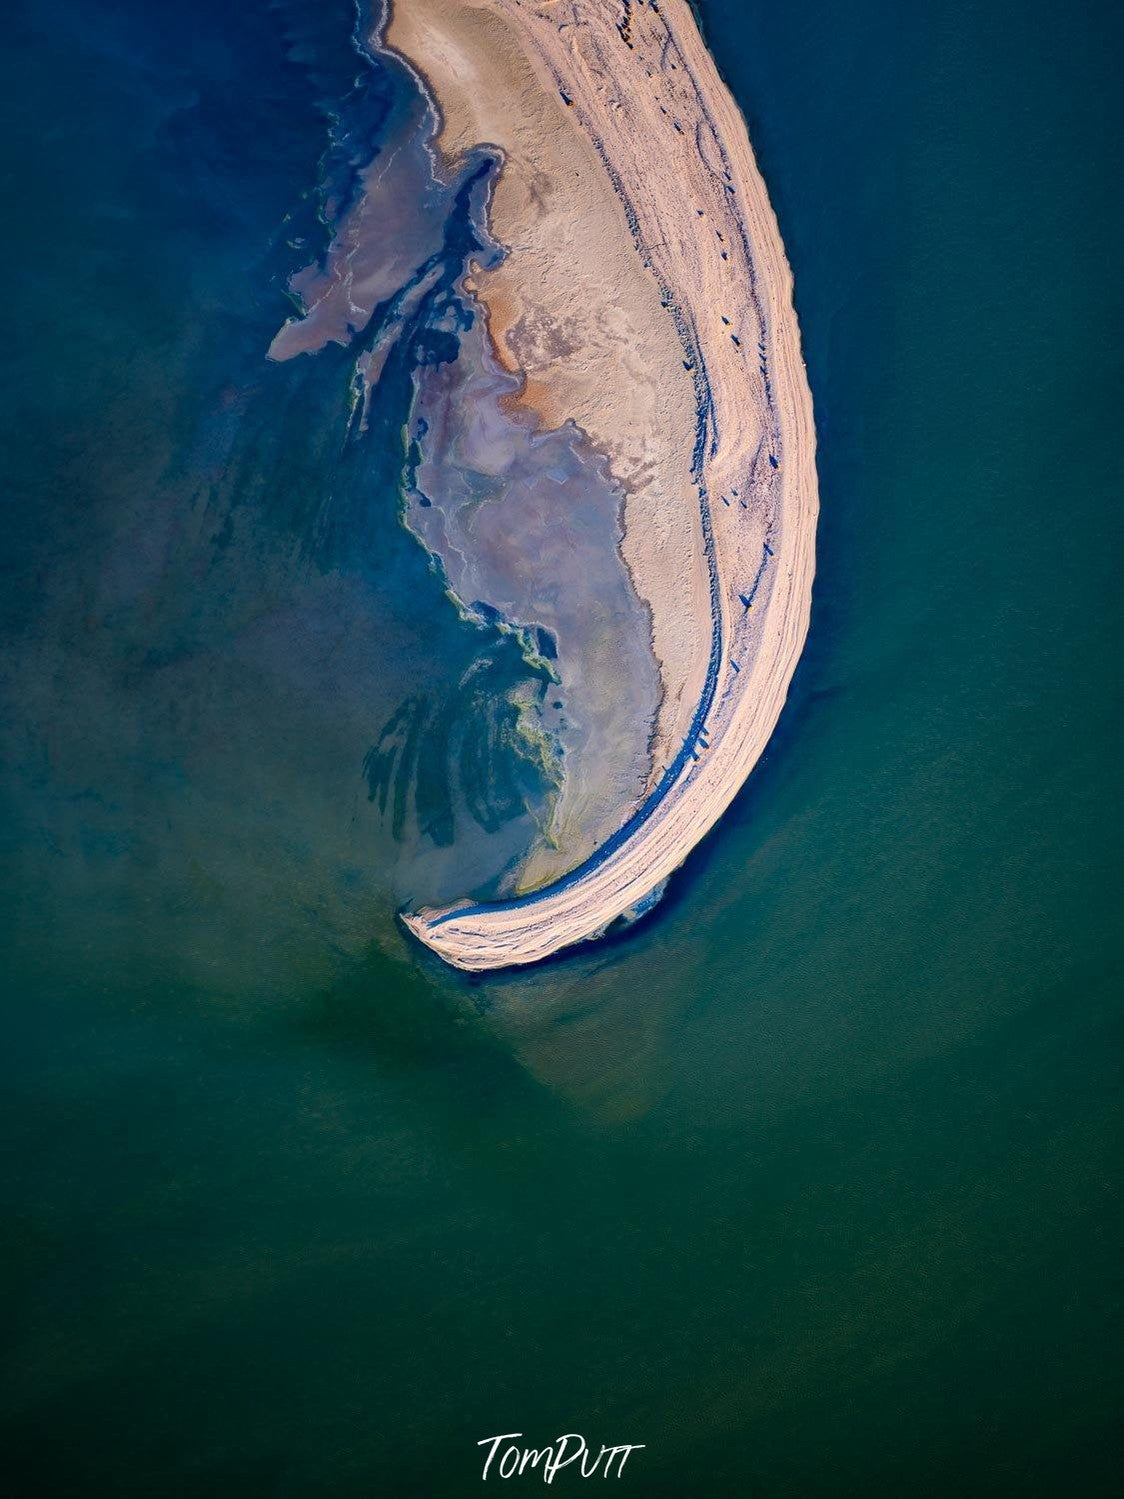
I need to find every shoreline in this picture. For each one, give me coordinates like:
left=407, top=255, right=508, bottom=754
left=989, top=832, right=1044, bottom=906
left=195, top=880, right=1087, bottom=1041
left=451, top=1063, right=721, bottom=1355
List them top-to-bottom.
left=393, top=0, right=819, bottom=970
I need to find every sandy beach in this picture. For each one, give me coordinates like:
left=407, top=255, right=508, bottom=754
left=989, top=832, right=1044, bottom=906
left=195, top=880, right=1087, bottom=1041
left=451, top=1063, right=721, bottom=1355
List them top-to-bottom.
left=391, top=0, right=819, bottom=970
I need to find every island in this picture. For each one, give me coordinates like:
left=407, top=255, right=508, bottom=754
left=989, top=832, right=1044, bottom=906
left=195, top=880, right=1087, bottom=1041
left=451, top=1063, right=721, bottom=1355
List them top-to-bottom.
left=389, top=0, right=818, bottom=971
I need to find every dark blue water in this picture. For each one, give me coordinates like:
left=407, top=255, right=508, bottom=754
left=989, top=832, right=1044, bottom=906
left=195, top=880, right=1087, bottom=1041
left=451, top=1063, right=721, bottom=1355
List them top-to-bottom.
left=2, top=0, right=1120, bottom=1492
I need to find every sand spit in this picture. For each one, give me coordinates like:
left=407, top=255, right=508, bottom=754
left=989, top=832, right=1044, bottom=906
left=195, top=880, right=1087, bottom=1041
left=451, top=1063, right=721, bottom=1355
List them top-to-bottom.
left=385, top=0, right=708, bottom=887
left=393, top=0, right=818, bottom=970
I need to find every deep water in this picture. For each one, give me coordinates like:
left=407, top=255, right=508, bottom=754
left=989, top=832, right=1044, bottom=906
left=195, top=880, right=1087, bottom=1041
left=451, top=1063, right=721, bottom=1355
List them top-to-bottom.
left=1, top=0, right=1120, bottom=1494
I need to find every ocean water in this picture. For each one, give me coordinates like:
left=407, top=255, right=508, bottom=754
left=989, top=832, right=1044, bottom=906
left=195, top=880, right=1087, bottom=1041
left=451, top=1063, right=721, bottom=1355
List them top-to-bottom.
left=2, top=0, right=1120, bottom=1493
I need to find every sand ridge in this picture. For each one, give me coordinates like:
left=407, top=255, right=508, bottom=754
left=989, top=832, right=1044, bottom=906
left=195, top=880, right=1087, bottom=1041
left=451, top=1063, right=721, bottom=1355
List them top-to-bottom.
left=392, top=0, right=819, bottom=970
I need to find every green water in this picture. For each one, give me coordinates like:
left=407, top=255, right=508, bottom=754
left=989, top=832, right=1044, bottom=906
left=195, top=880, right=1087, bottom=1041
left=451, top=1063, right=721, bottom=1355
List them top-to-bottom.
left=2, top=0, right=1120, bottom=1492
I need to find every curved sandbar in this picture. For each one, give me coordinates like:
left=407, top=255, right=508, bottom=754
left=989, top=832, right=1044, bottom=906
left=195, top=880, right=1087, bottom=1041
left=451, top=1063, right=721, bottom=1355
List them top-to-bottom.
left=395, top=0, right=818, bottom=970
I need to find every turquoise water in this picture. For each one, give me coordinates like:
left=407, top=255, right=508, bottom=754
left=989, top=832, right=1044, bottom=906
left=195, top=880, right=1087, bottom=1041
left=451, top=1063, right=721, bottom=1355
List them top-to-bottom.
left=2, top=0, right=1120, bottom=1492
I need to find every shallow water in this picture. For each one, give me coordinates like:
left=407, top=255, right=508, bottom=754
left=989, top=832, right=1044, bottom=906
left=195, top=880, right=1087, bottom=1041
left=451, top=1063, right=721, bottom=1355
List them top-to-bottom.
left=2, top=0, right=1120, bottom=1492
